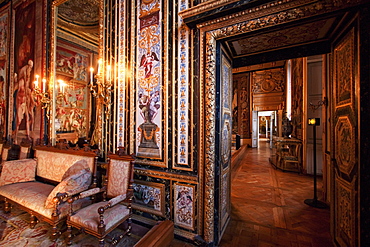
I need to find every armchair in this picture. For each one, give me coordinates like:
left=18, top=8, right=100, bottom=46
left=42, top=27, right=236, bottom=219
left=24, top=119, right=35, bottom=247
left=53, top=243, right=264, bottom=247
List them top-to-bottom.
left=66, top=148, right=135, bottom=246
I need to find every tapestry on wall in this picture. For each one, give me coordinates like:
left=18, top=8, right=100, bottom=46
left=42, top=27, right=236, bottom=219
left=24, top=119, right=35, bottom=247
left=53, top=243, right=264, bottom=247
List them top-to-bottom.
left=9, top=0, right=43, bottom=145
left=136, top=0, right=162, bottom=159
left=0, top=4, right=10, bottom=138
left=54, top=39, right=91, bottom=138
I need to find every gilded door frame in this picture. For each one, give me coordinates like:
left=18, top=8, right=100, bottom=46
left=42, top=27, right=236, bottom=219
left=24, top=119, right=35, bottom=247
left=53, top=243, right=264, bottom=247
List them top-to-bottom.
left=188, top=0, right=368, bottom=244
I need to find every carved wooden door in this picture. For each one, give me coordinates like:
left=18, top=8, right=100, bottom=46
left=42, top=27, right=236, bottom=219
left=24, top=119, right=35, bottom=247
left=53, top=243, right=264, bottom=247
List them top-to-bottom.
left=331, top=21, right=359, bottom=247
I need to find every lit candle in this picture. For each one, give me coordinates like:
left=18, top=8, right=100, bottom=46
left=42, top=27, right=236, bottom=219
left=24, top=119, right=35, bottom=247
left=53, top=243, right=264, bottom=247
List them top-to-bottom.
left=97, top=59, right=102, bottom=74
left=106, top=65, right=111, bottom=82
left=90, top=67, right=94, bottom=84
left=35, top=74, right=39, bottom=88
left=42, top=78, right=46, bottom=92
left=58, top=79, right=63, bottom=93
left=34, top=80, right=38, bottom=88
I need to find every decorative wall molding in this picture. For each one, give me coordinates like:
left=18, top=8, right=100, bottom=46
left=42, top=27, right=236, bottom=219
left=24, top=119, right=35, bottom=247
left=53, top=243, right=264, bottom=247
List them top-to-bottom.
left=203, top=31, right=217, bottom=243
left=134, top=167, right=198, bottom=182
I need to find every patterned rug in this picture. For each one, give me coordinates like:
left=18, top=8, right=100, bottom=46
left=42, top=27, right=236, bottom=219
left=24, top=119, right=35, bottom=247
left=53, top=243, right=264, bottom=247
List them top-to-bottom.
left=0, top=203, right=140, bottom=247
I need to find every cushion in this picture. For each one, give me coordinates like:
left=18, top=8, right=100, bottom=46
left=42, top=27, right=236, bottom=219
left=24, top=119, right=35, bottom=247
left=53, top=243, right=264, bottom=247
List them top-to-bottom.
left=0, top=159, right=37, bottom=186
left=62, top=160, right=89, bottom=181
left=45, top=168, right=92, bottom=209
left=69, top=201, right=130, bottom=232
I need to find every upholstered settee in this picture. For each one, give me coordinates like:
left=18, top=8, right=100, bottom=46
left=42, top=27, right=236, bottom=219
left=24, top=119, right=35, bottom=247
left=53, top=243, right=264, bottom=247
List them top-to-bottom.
left=0, top=145, right=99, bottom=242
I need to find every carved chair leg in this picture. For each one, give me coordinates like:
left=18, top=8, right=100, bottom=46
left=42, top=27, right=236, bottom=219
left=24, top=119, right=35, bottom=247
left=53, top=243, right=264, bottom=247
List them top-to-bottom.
left=4, top=199, right=10, bottom=213
left=30, top=214, right=38, bottom=229
left=127, top=217, right=132, bottom=236
left=51, top=224, right=60, bottom=242
left=67, top=224, right=72, bottom=246
left=99, top=238, right=105, bottom=247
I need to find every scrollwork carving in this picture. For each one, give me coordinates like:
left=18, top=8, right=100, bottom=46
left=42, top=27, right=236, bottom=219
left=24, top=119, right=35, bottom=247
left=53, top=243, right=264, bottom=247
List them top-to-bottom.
left=203, top=31, right=216, bottom=243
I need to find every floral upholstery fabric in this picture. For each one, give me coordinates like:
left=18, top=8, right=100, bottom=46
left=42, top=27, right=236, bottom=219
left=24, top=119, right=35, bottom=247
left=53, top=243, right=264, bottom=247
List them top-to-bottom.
left=35, top=150, right=95, bottom=183
left=0, top=159, right=37, bottom=186
left=107, top=159, right=130, bottom=198
left=45, top=168, right=92, bottom=209
left=0, top=181, right=91, bottom=219
left=80, top=187, right=101, bottom=199
left=108, top=194, right=127, bottom=207
left=69, top=201, right=130, bottom=232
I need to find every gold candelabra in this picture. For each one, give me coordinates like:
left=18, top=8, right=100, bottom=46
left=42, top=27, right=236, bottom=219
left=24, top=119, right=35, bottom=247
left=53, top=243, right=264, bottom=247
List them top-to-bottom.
left=89, top=59, right=113, bottom=120
left=33, top=76, right=51, bottom=118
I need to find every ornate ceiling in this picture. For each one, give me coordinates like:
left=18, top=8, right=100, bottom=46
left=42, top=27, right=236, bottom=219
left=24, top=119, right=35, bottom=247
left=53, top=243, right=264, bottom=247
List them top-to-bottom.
left=57, top=0, right=99, bottom=47
left=228, top=17, right=336, bottom=57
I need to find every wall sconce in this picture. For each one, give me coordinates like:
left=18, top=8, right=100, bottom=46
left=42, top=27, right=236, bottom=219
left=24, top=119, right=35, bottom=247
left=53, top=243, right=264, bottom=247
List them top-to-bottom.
left=309, top=97, right=328, bottom=111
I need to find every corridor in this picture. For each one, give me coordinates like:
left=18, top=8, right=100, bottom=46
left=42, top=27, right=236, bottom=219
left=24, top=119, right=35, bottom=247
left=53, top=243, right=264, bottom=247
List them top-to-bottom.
left=219, top=140, right=332, bottom=247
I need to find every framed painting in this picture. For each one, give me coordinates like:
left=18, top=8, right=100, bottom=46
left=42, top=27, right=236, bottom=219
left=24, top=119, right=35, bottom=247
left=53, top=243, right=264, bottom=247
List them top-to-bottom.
left=8, top=0, right=46, bottom=145
left=0, top=3, right=10, bottom=138
left=54, top=39, right=91, bottom=139
left=132, top=180, right=165, bottom=217
left=174, top=182, right=196, bottom=230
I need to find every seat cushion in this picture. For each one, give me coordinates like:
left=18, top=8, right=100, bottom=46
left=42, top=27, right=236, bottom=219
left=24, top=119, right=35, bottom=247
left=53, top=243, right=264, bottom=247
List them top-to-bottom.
left=0, top=181, right=92, bottom=219
left=69, top=201, right=130, bottom=232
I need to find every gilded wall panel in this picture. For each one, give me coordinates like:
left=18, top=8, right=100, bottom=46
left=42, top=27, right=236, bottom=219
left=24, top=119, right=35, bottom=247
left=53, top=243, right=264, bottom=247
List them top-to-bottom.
left=117, top=0, right=126, bottom=148
left=136, top=0, right=163, bottom=160
left=176, top=0, right=191, bottom=169
left=332, top=25, right=358, bottom=246
left=334, top=28, right=355, bottom=110
left=291, top=58, right=303, bottom=139
left=233, top=73, right=250, bottom=139
left=335, top=116, right=356, bottom=176
left=335, top=175, right=356, bottom=247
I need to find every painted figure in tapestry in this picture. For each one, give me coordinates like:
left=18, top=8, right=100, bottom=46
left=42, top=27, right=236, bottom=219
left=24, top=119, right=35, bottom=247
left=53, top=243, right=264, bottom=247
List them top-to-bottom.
left=12, top=2, right=36, bottom=143
left=0, top=76, right=5, bottom=134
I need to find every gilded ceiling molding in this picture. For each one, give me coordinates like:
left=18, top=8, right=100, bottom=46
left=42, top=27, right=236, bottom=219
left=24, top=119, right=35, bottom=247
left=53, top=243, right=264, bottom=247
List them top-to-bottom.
left=180, top=0, right=241, bottom=16
left=181, top=0, right=366, bottom=31
left=203, top=31, right=216, bottom=243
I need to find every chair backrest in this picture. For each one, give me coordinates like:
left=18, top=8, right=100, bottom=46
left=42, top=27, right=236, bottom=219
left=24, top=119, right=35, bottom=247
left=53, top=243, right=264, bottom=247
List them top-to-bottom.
left=19, top=138, right=32, bottom=159
left=1, top=143, right=11, bottom=163
left=295, top=143, right=302, bottom=162
left=34, top=145, right=98, bottom=183
left=106, top=151, right=135, bottom=199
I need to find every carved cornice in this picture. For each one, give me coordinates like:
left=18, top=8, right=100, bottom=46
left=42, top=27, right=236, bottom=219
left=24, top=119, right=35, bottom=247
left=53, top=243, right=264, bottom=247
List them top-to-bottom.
left=179, top=0, right=241, bottom=18
left=181, top=0, right=366, bottom=31
left=134, top=167, right=198, bottom=182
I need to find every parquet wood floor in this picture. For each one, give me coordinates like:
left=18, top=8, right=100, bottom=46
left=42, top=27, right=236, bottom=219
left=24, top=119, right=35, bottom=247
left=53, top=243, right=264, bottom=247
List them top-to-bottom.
left=219, top=140, right=333, bottom=247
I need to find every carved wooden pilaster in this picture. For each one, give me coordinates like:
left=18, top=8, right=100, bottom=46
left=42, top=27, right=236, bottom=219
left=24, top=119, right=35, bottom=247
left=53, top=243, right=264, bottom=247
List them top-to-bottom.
left=204, top=31, right=216, bottom=243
